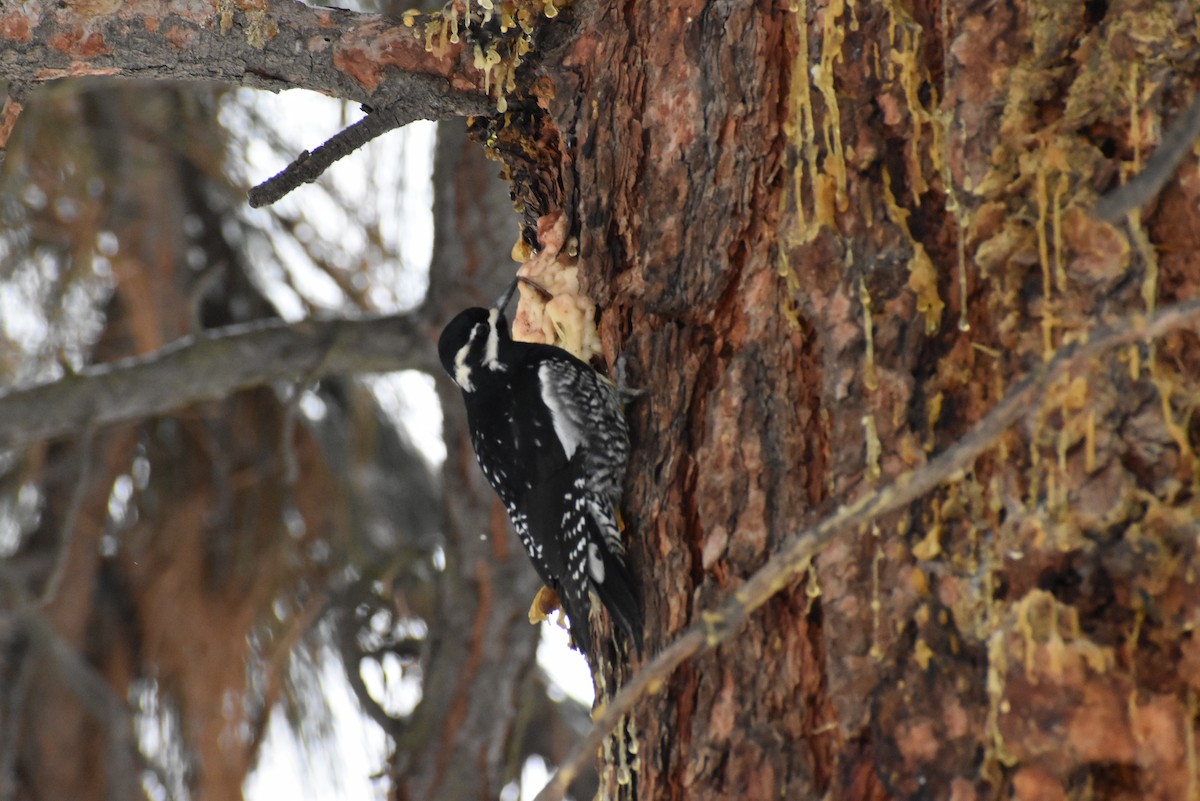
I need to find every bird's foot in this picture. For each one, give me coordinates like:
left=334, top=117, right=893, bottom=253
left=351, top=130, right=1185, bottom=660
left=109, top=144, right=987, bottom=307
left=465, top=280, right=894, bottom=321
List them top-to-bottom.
left=528, top=585, right=562, bottom=625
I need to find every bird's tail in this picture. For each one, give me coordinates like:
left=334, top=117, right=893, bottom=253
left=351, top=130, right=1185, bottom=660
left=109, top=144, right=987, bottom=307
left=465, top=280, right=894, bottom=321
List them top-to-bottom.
left=562, top=504, right=644, bottom=655
left=591, top=537, right=644, bottom=655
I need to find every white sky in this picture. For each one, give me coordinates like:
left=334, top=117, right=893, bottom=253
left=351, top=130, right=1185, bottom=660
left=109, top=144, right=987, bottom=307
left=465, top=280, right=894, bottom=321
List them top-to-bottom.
left=236, top=89, right=594, bottom=801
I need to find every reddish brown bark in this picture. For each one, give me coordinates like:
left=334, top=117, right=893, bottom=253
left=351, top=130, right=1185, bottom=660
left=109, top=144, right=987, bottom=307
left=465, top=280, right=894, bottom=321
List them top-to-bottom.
left=0, top=0, right=485, bottom=112
left=491, top=0, right=1200, bottom=799
left=535, top=3, right=834, bottom=797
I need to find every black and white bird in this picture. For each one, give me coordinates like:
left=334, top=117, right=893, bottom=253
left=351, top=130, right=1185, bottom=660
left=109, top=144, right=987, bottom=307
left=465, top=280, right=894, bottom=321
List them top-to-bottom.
left=437, top=279, right=643, bottom=654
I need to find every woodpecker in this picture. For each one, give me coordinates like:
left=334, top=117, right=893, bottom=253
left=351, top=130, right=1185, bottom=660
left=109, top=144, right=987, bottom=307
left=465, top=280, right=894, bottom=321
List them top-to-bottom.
left=438, top=279, right=643, bottom=654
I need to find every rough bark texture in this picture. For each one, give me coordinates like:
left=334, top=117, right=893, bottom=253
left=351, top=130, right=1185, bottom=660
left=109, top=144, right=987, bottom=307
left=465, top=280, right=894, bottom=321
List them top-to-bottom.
left=0, top=0, right=487, bottom=115
left=492, top=0, right=1200, bottom=799
left=544, top=4, right=831, bottom=798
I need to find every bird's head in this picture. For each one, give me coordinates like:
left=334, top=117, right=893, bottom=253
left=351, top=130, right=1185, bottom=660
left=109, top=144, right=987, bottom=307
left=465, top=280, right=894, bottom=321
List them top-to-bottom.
left=437, top=278, right=519, bottom=392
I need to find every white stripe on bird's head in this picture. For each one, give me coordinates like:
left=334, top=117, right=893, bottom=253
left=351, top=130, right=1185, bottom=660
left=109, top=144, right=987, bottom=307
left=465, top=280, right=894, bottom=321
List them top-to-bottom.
left=484, top=307, right=504, bottom=371
left=453, top=340, right=475, bottom=391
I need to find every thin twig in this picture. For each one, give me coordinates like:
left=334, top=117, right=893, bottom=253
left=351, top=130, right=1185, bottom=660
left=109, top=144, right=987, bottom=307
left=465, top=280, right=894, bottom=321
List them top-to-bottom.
left=1094, top=93, right=1200, bottom=222
left=249, top=102, right=433, bottom=208
left=534, top=298, right=1200, bottom=801
left=282, top=344, right=337, bottom=484
left=281, top=387, right=305, bottom=485
left=37, top=426, right=97, bottom=608
left=245, top=590, right=333, bottom=755
left=335, top=607, right=409, bottom=737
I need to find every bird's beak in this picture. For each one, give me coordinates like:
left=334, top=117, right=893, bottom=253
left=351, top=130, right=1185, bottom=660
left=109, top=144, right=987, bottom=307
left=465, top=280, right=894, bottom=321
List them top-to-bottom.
left=492, top=278, right=520, bottom=312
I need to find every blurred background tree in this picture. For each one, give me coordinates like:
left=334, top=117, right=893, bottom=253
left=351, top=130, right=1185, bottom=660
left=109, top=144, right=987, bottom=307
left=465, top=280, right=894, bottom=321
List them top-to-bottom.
left=0, top=39, right=591, bottom=801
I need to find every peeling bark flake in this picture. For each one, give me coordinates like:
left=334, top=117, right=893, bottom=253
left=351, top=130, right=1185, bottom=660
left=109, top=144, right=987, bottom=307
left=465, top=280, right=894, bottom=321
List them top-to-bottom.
left=0, top=10, right=35, bottom=41
left=48, top=28, right=111, bottom=58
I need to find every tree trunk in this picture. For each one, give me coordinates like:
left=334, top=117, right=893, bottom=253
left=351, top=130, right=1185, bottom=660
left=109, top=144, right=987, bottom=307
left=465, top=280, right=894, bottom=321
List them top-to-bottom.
left=511, top=1, right=1200, bottom=799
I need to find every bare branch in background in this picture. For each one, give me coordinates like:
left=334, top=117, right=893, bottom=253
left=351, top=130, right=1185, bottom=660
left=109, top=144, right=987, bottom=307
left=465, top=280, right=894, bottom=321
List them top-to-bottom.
left=0, top=1, right=489, bottom=118
left=1094, top=93, right=1200, bottom=222
left=250, top=99, right=442, bottom=207
left=534, top=297, right=1200, bottom=801
left=0, top=313, right=438, bottom=451
left=37, top=428, right=96, bottom=607
left=0, top=552, right=143, bottom=801
left=332, top=606, right=409, bottom=738
left=17, top=608, right=140, bottom=801
left=0, top=648, right=33, bottom=801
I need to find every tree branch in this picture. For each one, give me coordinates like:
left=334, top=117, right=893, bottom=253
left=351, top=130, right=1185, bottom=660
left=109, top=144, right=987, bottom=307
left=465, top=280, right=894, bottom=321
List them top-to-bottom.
left=0, top=0, right=489, bottom=116
left=1094, top=92, right=1200, bottom=222
left=249, top=100, right=427, bottom=207
left=534, top=298, right=1200, bottom=801
left=0, top=313, right=439, bottom=451
left=37, top=427, right=96, bottom=607
left=18, top=606, right=140, bottom=801
left=333, top=607, right=408, bottom=738
left=0, top=640, right=33, bottom=801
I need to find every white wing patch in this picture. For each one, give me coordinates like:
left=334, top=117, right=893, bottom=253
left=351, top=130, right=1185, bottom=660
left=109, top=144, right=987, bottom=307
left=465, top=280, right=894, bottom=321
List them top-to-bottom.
left=539, top=362, right=583, bottom=460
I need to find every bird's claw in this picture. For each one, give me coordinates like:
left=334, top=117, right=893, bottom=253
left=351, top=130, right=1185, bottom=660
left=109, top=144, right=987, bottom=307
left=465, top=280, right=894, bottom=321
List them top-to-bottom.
left=528, top=585, right=562, bottom=625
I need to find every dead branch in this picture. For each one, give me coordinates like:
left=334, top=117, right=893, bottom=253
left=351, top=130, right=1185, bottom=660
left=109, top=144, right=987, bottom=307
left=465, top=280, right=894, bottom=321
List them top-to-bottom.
left=0, top=0, right=488, bottom=117
left=249, top=100, right=438, bottom=207
left=534, top=298, right=1200, bottom=801
left=0, top=313, right=437, bottom=451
